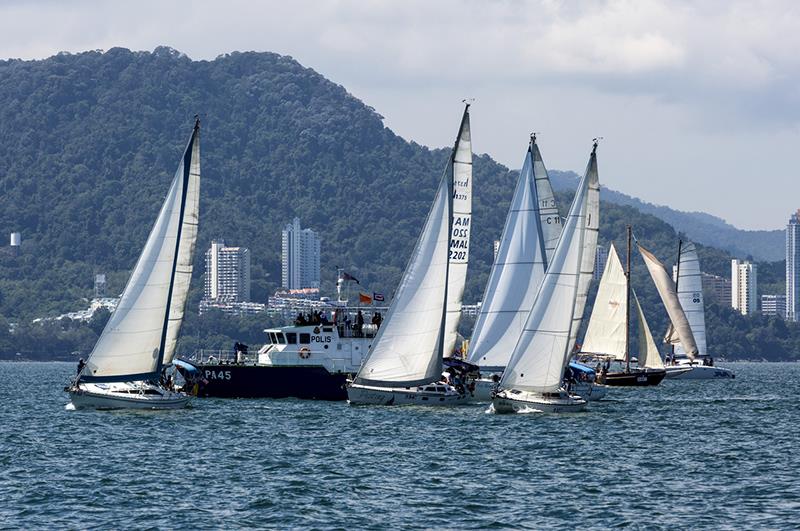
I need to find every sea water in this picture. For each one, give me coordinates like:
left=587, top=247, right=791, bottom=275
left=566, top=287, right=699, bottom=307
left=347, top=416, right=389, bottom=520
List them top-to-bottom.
left=0, top=362, right=798, bottom=529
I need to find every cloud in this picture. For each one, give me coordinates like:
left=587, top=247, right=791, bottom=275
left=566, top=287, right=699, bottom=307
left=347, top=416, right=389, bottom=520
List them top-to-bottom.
left=0, top=0, right=797, bottom=229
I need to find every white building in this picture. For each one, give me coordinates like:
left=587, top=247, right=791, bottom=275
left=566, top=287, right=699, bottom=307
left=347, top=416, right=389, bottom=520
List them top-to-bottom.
left=786, top=210, right=800, bottom=321
left=281, top=218, right=321, bottom=290
left=204, top=240, right=251, bottom=303
left=493, top=240, right=500, bottom=262
left=594, top=246, right=609, bottom=281
left=731, top=259, right=757, bottom=316
left=761, top=294, right=786, bottom=318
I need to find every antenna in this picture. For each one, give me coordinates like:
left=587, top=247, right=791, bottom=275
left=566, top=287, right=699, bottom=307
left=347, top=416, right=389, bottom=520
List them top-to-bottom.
left=461, top=97, right=475, bottom=107
left=592, top=136, right=603, bottom=153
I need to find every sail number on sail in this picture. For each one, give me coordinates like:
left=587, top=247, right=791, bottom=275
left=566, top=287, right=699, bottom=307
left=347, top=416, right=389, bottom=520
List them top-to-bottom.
left=450, top=216, right=470, bottom=262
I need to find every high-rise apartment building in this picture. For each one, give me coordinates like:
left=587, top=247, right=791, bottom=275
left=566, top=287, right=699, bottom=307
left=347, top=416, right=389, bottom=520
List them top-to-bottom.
left=786, top=210, right=800, bottom=321
left=281, top=218, right=321, bottom=290
left=204, top=240, right=251, bottom=302
left=594, top=246, right=609, bottom=281
left=731, top=259, right=757, bottom=316
left=701, top=272, right=732, bottom=307
left=761, top=294, right=787, bottom=318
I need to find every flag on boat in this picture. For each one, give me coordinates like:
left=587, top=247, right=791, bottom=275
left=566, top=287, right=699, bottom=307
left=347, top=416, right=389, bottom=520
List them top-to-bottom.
left=338, top=270, right=360, bottom=284
left=359, top=292, right=373, bottom=304
left=373, top=292, right=385, bottom=302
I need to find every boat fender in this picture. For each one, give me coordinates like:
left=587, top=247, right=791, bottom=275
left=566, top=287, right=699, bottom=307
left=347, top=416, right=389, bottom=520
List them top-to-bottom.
left=299, top=347, right=311, bottom=359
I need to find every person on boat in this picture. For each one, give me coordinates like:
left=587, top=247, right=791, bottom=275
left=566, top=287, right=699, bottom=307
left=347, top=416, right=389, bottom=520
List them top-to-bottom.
left=355, top=310, right=365, bottom=337
left=374, top=312, right=382, bottom=329
left=295, top=313, right=306, bottom=326
left=76, top=358, right=86, bottom=376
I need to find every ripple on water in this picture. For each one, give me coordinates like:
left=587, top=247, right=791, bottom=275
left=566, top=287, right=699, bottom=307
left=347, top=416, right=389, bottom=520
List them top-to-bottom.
left=1, top=362, right=800, bottom=529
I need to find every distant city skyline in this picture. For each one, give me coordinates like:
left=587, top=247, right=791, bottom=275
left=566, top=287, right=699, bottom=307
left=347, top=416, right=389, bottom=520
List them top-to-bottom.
left=0, top=1, right=798, bottom=230
left=281, top=218, right=321, bottom=290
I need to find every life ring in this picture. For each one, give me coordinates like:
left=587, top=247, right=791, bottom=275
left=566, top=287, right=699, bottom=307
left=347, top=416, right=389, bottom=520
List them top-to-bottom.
left=299, top=347, right=311, bottom=359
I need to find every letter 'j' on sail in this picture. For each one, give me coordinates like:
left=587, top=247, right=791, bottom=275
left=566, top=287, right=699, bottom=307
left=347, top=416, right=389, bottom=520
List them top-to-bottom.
left=443, top=105, right=472, bottom=357
left=81, top=120, right=201, bottom=381
left=468, top=135, right=561, bottom=369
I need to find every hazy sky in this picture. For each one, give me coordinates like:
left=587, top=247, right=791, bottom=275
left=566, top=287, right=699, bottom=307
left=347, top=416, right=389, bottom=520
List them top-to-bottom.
left=1, top=0, right=797, bottom=230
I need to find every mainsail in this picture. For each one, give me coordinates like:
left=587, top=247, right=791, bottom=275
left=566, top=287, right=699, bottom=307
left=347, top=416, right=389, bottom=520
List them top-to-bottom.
left=443, top=105, right=472, bottom=357
left=83, top=120, right=201, bottom=381
left=468, top=136, right=561, bottom=368
left=354, top=142, right=453, bottom=387
left=565, top=145, right=600, bottom=362
left=499, top=146, right=593, bottom=394
left=669, top=242, right=707, bottom=358
left=638, top=243, right=699, bottom=359
left=581, top=244, right=628, bottom=360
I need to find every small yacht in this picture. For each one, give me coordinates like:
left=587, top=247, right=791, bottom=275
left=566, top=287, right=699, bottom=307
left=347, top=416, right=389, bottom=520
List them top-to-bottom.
left=67, top=119, right=200, bottom=410
left=493, top=389, right=587, bottom=414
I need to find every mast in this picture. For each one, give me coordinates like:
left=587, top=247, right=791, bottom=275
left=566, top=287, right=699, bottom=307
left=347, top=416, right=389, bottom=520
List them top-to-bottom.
left=625, top=225, right=632, bottom=373
left=670, top=239, right=683, bottom=363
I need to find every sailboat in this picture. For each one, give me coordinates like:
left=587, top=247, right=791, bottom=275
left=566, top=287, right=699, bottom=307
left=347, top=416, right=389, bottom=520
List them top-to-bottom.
left=347, top=105, right=471, bottom=406
left=67, top=119, right=201, bottom=409
left=491, top=142, right=599, bottom=414
left=579, top=234, right=668, bottom=386
left=664, top=241, right=735, bottom=379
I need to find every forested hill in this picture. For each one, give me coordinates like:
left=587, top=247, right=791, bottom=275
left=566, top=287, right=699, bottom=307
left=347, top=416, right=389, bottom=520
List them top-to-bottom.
left=0, top=46, right=513, bottom=318
left=0, top=47, right=797, bottom=361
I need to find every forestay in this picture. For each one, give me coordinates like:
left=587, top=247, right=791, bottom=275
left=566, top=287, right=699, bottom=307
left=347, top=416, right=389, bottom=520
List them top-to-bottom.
left=443, top=106, right=472, bottom=357
left=83, top=122, right=201, bottom=381
left=468, top=137, right=560, bottom=369
left=499, top=147, right=593, bottom=394
left=354, top=161, right=452, bottom=387
left=670, top=242, right=707, bottom=358
left=638, top=243, right=699, bottom=359
left=581, top=244, right=627, bottom=360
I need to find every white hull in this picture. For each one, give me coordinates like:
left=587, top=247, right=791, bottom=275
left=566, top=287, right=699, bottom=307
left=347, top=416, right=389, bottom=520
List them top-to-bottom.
left=665, top=365, right=735, bottom=380
left=469, top=378, right=497, bottom=402
left=68, top=381, right=190, bottom=410
left=571, top=382, right=608, bottom=401
left=347, top=383, right=469, bottom=406
left=492, top=389, right=587, bottom=414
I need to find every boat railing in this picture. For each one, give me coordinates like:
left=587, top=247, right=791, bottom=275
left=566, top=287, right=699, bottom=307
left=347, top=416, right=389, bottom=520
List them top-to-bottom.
left=335, top=323, right=379, bottom=339
left=185, top=349, right=259, bottom=365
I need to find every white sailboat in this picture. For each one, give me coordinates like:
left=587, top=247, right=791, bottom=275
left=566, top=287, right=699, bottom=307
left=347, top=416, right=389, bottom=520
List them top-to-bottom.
left=347, top=106, right=471, bottom=406
left=67, top=119, right=201, bottom=410
left=468, top=135, right=561, bottom=371
left=491, top=142, right=599, bottom=414
left=579, top=237, right=668, bottom=386
left=664, top=241, right=735, bottom=379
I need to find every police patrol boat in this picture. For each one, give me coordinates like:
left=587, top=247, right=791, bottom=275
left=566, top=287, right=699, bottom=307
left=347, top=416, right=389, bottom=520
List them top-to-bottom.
left=179, top=310, right=380, bottom=401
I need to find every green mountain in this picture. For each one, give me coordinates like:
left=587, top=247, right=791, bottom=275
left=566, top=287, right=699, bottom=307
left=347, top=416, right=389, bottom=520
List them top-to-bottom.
left=0, top=47, right=797, bottom=361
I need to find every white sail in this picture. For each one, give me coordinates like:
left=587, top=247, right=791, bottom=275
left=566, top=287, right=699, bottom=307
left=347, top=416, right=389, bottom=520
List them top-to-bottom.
left=443, top=106, right=472, bottom=357
left=83, top=123, right=200, bottom=381
left=162, top=129, right=201, bottom=366
left=468, top=138, right=559, bottom=368
left=531, top=140, right=563, bottom=261
left=565, top=147, right=600, bottom=362
left=499, top=150, right=593, bottom=394
left=354, top=161, right=452, bottom=386
left=672, top=242, right=707, bottom=358
left=638, top=243, right=699, bottom=359
left=581, top=244, right=627, bottom=361
left=635, top=291, right=665, bottom=369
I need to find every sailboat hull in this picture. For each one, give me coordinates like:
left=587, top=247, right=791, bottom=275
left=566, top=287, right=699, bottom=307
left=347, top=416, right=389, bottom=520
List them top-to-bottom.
left=665, top=365, right=735, bottom=379
left=600, top=369, right=666, bottom=387
left=67, top=381, right=190, bottom=410
left=571, top=382, right=608, bottom=401
left=347, top=383, right=469, bottom=406
left=492, top=389, right=587, bottom=414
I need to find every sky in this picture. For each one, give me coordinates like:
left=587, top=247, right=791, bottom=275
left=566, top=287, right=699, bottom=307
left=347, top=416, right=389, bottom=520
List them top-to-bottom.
left=1, top=0, right=797, bottom=230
